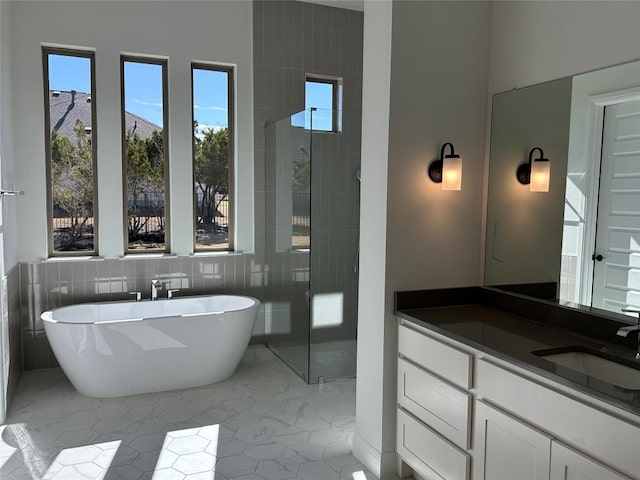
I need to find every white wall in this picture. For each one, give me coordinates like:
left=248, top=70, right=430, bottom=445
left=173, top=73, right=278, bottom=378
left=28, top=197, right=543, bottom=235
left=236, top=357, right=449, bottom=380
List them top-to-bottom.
left=0, top=0, right=18, bottom=274
left=385, top=0, right=490, bottom=469
left=10, top=1, right=254, bottom=261
left=354, top=1, right=393, bottom=477
left=355, top=1, right=491, bottom=478
left=386, top=1, right=490, bottom=292
left=489, top=1, right=640, bottom=94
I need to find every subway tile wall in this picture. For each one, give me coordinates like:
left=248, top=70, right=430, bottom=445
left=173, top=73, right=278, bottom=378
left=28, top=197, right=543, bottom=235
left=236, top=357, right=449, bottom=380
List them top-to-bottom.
left=253, top=0, right=363, bottom=131
left=255, top=0, right=363, bottom=349
left=309, top=125, right=361, bottom=345
left=20, top=255, right=267, bottom=370
left=4, top=265, right=22, bottom=404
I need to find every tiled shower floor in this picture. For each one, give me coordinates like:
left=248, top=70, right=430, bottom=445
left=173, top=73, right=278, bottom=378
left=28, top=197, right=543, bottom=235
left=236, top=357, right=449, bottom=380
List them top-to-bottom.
left=0, top=346, right=375, bottom=480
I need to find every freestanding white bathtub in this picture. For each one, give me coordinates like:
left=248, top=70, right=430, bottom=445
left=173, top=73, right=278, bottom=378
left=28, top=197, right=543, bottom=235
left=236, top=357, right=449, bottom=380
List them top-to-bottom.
left=41, top=295, right=260, bottom=397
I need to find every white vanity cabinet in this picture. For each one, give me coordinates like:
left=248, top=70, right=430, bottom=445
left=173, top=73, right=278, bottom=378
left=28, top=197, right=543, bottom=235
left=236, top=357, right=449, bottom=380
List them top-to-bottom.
left=396, top=317, right=640, bottom=480
left=397, top=322, right=472, bottom=480
left=476, top=359, right=639, bottom=479
left=474, top=400, right=632, bottom=480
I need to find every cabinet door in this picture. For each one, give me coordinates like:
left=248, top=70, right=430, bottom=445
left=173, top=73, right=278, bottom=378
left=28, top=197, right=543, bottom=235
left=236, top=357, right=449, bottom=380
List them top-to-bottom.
left=474, top=401, right=551, bottom=480
left=550, top=441, right=631, bottom=480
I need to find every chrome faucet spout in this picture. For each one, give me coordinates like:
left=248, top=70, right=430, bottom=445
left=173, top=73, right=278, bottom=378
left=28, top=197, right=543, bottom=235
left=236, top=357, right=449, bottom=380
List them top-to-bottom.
left=151, top=280, right=162, bottom=301
left=619, top=308, right=640, bottom=360
left=617, top=325, right=640, bottom=337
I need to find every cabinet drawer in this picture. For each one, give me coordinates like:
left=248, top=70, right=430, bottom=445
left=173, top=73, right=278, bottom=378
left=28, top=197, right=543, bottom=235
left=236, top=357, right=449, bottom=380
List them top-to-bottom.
left=398, top=324, right=472, bottom=389
left=398, top=357, right=471, bottom=449
left=477, top=359, right=640, bottom=479
left=397, top=408, right=470, bottom=480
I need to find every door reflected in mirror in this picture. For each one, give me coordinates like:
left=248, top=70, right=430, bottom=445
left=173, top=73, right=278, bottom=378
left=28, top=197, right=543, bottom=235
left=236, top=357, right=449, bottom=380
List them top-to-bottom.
left=485, top=60, right=640, bottom=319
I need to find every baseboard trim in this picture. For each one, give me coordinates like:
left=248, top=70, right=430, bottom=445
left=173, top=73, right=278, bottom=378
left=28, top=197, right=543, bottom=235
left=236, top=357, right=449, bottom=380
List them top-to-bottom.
left=353, top=434, right=398, bottom=479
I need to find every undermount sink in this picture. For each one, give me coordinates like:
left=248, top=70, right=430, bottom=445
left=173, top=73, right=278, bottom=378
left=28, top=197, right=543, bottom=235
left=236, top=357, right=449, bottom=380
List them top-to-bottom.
left=533, top=347, right=640, bottom=390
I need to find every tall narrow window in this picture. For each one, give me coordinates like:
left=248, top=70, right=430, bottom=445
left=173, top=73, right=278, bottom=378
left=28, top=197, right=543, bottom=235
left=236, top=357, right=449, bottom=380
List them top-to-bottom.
left=43, top=48, right=98, bottom=255
left=121, top=57, right=169, bottom=253
left=192, top=64, right=233, bottom=251
left=305, top=75, right=341, bottom=132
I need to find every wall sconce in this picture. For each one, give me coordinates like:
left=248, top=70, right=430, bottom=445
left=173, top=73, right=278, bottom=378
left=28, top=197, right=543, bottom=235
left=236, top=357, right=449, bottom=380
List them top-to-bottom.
left=428, top=143, right=462, bottom=191
left=517, top=147, right=550, bottom=192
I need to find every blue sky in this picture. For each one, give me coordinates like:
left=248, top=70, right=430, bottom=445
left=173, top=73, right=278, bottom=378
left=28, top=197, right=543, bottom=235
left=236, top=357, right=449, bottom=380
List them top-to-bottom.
left=48, top=54, right=333, bottom=131
left=48, top=54, right=230, bottom=130
left=192, top=68, right=229, bottom=133
left=304, top=81, right=333, bottom=130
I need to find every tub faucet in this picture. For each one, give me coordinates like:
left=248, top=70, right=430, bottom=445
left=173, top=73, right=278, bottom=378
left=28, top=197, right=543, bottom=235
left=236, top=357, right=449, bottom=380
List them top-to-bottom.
left=151, top=280, right=162, bottom=301
left=617, top=308, right=640, bottom=360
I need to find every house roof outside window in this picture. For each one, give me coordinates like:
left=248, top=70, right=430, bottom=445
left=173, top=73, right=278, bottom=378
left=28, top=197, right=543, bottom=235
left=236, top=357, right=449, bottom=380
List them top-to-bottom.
left=49, top=90, right=160, bottom=140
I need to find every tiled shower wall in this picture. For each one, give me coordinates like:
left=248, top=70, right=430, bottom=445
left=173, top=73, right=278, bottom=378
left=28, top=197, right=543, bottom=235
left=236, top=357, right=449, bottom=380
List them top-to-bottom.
left=253, top=0, right=363, bottom=130
left=254, top=0, right=363, bottom=348
left=308, top=118, right=362, bottom=345
left=20, top=255, right=267, bottom=370
left=5, top=265, right=21, bottom=403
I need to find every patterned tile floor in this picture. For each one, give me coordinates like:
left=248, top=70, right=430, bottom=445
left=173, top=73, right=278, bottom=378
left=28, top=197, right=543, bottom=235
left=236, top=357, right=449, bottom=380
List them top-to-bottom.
left=270, top=340, right=357, bottom=383
left=0, top=346, right=376, bottom=480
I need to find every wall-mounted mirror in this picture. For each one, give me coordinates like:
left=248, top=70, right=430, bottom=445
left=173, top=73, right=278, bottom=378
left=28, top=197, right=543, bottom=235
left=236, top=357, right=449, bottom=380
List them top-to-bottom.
left=485, top=60, right=640, bottom=319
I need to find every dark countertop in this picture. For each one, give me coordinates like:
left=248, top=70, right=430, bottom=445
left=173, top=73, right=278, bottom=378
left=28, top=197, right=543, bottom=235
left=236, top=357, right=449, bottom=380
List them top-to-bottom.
left=397, top=303, right=640, bottom=417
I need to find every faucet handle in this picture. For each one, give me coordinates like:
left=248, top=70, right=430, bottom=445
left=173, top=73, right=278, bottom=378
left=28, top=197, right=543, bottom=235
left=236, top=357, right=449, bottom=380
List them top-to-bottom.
left=167, top=289, right=180, bottom=299
left=129, top=292, right=142, bottom=302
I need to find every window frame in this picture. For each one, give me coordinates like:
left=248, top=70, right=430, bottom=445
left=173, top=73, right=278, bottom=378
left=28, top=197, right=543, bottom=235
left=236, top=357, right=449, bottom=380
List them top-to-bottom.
left=42, top=46, right=99, bottom=257
left=120, top=55, right=171, bottom=254
left=191, top=62, right=235, bottom=252
left=305, top=74, right=341, bottom=133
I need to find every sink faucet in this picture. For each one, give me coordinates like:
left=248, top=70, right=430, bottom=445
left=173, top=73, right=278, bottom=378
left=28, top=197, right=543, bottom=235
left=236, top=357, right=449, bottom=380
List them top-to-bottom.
left=151, top=280, right=162, bottom=301
left=617, top=308, right=640, bottom=360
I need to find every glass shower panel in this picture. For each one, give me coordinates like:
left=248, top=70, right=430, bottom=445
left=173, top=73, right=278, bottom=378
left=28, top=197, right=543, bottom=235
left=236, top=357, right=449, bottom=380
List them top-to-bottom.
left=266, top=108, right=361, bottom=384
left=308, top=109, right=360, bottom=383
left=265, top=111, right=311, bottom=381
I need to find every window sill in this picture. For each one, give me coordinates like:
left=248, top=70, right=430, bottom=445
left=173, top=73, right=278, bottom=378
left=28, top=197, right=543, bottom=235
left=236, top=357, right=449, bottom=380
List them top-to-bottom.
left=191, top=251, right=244, bottom=257
left=121, top=253, right=177, bottom=260
left=46, top=256, right=104, bottom=262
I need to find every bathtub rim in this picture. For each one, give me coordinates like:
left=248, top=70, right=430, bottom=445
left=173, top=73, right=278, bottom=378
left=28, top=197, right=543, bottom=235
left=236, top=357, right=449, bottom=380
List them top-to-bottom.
left=41, top=294, right=261, bottom=325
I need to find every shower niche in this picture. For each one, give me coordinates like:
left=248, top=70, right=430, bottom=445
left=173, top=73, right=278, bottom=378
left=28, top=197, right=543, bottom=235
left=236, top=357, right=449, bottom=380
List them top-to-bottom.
left=264, top=109, right=361, bottom=383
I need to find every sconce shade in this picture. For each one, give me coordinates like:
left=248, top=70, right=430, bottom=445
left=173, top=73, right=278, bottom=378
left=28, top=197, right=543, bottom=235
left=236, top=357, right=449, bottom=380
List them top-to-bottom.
left=429, top=142, right=462, bottom=191
left=517, top=147, right=549, bottom=192
left=442, top=154, right=462, bottom=190
left=530, top=158, right=550, bottom=192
